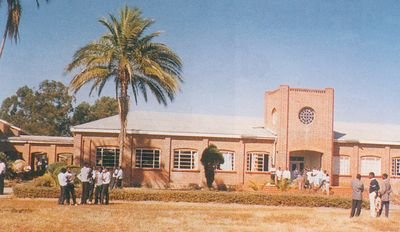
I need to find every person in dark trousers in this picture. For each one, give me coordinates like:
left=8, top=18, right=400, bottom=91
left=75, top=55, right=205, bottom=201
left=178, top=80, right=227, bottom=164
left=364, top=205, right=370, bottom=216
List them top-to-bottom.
left=0, top=159, right=6, bottom=195
left=79, top=162, right=91, bottom=205
left=88, top=166, right=95, bottom=204
left=116, top=166, right=123, bottom=189
left=66, top=167, right=77, bottom=206
left=94, top=167, right=103, bottom=204
left=101, top=167, right=111, bottom=205
left=57, top=168, right=68, bottom=205
left=368, top=172, right=380, bottom=217
left=378, top=173, right=392, bottom=217
left=350, top=174, right=364, bottom=218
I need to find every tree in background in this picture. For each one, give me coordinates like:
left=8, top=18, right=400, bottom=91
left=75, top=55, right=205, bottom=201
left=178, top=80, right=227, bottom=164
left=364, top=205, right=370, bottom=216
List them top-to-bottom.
left=0, top=0, right=49, bottom=58
left=66, top=6, right=183, bottom=164
left=0, top=80, right=73, bottom=136
left=71, top=96, right=118, bottom=125
left=200, top=144, right=224, bottom=189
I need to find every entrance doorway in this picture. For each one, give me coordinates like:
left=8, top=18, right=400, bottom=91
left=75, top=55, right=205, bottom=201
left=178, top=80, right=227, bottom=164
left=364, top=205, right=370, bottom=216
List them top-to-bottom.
left=31, top=152, right=48, bottom=176
left=290, top=156, right=304, bottom=179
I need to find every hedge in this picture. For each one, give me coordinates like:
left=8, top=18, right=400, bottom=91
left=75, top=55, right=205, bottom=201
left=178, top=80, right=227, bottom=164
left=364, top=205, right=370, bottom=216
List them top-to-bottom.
left=13, top=184, right=370, bottom=209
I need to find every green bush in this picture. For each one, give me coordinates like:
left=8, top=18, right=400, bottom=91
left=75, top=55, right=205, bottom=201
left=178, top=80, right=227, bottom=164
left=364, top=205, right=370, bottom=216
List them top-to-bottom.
left=46, top=162, right=81, bottom=186
left=33, top=174, right=56, bottom=187
left=12, top=184, right=369, bottom=209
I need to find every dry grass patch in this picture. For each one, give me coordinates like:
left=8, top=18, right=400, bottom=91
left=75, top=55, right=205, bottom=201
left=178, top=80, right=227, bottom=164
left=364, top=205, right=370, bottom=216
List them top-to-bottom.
left=0, top=198, right=399, bottom=232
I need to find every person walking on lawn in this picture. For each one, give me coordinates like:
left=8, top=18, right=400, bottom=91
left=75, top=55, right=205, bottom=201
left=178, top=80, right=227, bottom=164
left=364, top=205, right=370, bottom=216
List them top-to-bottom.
left=368, top=172, right=380, bottom=217
left=378, top=173, right=392, bottom=218
left=350, top=174, right=364, bottom=218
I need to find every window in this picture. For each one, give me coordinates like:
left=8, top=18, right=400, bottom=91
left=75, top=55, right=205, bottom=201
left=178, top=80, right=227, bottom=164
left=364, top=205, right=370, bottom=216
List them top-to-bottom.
left=299, top=107, right=315, bottom=125
left=272, top=109, right=278, bottom=126
left=96, top=147, right=120, bottom=168
left=135, top=149, right=160, bottom=168
left=174, top=150, right=198, bottom=170
left=219, top=151, right=235, bottom=171
left=246, top=152, right=269, bottom=172
left=57, top=153, right=73, bottom=165
left=333, top=156, right=350, bottom=175
left=360, top=156, right=381, bottom=176
left=392, top=158, right=400, bottom=177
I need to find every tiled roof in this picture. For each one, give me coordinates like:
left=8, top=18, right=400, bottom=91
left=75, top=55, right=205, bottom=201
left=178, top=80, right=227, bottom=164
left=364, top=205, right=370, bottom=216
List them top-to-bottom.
left=72, top=111, right=276, bottom=139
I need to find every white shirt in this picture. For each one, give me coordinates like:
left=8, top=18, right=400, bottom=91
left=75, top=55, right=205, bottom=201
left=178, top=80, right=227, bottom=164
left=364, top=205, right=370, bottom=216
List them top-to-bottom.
left=0, top=162, right=5, bottom=175
left=80, top=166, right=91, bottom=182
left=113, top=169, right=118, bottom=178
left=116, top=169, right=123, bottom=179
left=276, top=169, right=282, bottom=180
left=283, top=170, right=291, bottom=179
left=95, top=171, right=103, bottom=186
left=102, top=171, right=111, bottom=184
left=58, top=172, right=67, bottom=187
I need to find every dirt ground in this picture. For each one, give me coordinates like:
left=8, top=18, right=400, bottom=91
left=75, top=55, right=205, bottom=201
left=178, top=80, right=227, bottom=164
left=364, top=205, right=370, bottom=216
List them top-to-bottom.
left=0, top=198, right=399, bottom=232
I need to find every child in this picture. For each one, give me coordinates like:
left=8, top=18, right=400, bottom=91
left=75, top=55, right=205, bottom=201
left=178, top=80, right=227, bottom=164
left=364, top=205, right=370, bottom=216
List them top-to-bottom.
left=375, top=192, right=382, bottom=216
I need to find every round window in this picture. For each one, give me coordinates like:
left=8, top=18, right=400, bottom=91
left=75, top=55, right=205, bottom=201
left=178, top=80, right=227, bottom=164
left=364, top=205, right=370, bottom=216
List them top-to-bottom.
left=299, top=107, right=315, bottom=125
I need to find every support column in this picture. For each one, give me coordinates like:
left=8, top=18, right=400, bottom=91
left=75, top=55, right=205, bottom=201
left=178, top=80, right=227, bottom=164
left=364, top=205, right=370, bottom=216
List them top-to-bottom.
left=73, top=134, right=82, bottom=166
left=121, top=135, right=133, bottom=186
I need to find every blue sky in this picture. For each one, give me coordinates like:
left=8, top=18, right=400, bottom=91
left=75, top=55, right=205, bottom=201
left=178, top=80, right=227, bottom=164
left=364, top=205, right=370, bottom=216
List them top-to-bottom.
left=1, top=0, right=400, bottom=124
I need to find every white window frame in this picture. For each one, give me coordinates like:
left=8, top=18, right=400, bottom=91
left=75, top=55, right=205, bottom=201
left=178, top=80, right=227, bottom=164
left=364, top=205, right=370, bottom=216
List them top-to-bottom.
left=96, top=147, right=120, bottom=168
left=135, top=149, right=161, bottom=169
left=173, top=149, right=198, bottom=170
left=219, top=151, right=235, bottom=171
left=246, top=152, right=269, bottom=172
left=333, top=156, right=350, bottom=175
left=360, top=156, right=381, bottom=176
left=392, top=157, right=400, bottom=177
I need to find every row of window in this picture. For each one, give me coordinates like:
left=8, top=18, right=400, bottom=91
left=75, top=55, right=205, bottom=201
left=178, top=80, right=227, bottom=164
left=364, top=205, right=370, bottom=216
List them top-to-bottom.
left=95, top=147, right=269, bottom=172
left=57, top=149, right=400, bottom=177
left=333, top=156, right=400, bottom=176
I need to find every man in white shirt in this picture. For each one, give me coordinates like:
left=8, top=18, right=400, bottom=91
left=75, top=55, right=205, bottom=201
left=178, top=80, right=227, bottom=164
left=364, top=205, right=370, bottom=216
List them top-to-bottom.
left=0, top=159, right=6, bottom=195
left=79, top=162, right=91, bottom=205
left=116, top=166, right=123, bottom=189
left=94, top=167, right=103, bottom=204
left=275, top=167, right=283, bottom=185
left=57, top=168, right=68, bottom=205
left=101, top=168, right=111, bottom=205
left=282, top=169, right=291, bottom=181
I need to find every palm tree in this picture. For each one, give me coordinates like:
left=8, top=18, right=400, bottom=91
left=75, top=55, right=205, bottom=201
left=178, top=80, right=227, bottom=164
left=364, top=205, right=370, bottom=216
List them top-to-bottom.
left=0, top=0, right=48, bottom=58
left=66, top=6, right=183, bottom=167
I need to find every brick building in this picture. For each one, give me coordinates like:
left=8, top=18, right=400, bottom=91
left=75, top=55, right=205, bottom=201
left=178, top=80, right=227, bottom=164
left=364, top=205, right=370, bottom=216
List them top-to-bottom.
left=1, top=85, right=400, bottom=192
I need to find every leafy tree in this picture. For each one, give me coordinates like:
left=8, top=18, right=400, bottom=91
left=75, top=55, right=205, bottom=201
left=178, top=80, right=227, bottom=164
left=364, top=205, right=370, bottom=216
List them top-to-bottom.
left=0, top=0, right=49, bottom=58
left=66, top=6, right=183, bottom=162
left=0, top=80, right=73, bottom=136
left=72, top=96, right=118, bottom=125
left=200, top=144, right=224, bottom=188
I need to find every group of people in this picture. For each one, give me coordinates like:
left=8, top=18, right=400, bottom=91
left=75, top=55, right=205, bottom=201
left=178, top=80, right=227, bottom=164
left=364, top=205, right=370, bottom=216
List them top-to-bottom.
left=58, top=163, right=123, bottom=205
left=271, top=166, right=331, bottom=195
left=350, top=172, right=392, bottom=218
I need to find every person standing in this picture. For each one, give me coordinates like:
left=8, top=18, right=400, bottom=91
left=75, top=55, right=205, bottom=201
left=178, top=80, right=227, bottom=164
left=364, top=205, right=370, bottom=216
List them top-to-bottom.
left=0, top=159, right=6, bottom=195
left=79, top=162, right=91, bottom=205
left=270, top=165, right=276, bottom=185
left=116, top=166, right=123, bottom=188
left=66, top=167, right=77, bottom=206
left=88, top=167, right=95, bottom=204
left=94, top=167, right=103, bottom=204
left=111, top=167, right=118, bottom=189
left=275, top=167, right=282, bottom=186
left=57, top=168, right=68, bottom=205
left=101, top=168, right=111, bottom=205
left=323, top=171, right=330, bottom=196
left=368, top=172, right=380, bottom=217
left=378, top=173, right=392, bottom=218
left=350, top=174, right=364, bottom=218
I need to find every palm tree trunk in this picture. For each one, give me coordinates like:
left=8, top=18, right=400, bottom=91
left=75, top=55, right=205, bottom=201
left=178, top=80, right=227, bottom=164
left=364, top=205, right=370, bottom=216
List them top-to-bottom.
left=118, top=78, right=129, bottom=169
